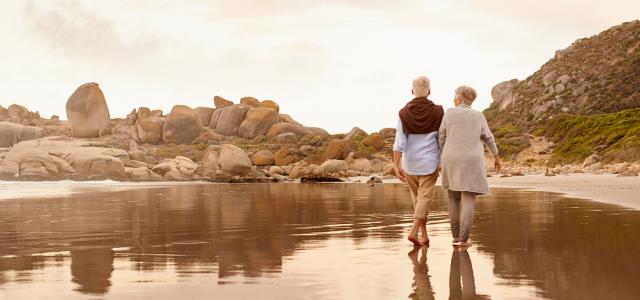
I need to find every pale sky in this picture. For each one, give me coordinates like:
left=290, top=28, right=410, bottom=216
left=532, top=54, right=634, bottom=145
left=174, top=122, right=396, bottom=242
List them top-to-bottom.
left=0, top=1, right=638, bottom=133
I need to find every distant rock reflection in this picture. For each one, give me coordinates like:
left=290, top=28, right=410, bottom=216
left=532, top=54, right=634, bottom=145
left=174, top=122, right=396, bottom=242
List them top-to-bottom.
left=70, top=248, right=114, bottom=294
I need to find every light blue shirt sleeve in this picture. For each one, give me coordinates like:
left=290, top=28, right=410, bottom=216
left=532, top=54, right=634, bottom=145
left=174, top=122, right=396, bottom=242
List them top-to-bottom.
left=392, top=118, right=406, bottom=152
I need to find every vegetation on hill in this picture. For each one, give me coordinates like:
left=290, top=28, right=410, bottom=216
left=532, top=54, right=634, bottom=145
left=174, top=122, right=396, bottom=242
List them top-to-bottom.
left=544, top=109, right=640, bottom=164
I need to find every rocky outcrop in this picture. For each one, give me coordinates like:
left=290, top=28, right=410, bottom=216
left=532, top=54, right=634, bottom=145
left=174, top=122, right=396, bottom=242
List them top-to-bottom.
left=491, top=79, right=519, bottom=110
left=66, top=83, right=111, bottom=138
left=214, top=96, right=233, bottom=109
left=213, top=104, right=251, bottom=136
left=162, top=105, right=203, bottom=144
left=237, top=107, right=279, bottom=139
left=0, top=122, right=45, bottom=147
left=1, top=139, right=128, bottom=180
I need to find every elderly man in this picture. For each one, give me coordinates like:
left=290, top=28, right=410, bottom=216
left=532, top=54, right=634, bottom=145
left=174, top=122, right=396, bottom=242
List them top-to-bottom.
left=393, top=76, right=444, bottom=246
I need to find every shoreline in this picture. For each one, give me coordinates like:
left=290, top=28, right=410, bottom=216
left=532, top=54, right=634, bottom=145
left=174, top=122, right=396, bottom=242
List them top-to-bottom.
left=348, top=173, right=640, bottom=210
left=1, top=174, right=638, bottom=210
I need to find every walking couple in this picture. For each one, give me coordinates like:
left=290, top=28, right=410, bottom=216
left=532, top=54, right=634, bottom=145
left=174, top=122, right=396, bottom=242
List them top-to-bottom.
left=393, top=76, right=502, bottom=247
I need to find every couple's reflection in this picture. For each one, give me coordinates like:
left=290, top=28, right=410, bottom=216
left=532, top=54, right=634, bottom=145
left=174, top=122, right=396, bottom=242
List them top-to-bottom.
left=408, top=246, right=435, bottom=300
left=408, top=247, right=488, bottom=300
left=449, top=248, right=489, bottom=300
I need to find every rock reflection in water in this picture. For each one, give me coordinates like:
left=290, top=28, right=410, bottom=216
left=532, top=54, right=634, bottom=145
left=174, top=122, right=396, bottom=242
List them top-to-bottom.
left=0, top=183, right=639, bottom=299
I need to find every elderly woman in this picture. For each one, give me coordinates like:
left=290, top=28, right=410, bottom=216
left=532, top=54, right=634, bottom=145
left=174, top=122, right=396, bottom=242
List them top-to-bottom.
left=438, top=86, right=501, bottom=247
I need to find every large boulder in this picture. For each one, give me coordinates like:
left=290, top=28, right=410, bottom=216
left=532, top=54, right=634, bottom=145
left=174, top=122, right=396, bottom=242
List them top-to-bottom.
left=491, top=79, right=519, bottom=110
left=65, top=82, right=111, bottom=138
left=214, top=96, right=233, bottom=109
left=240, top=97, right=260, bottom=107
left=260, top=100, right=280, bottom=112
left=7, top=104, right=38, bottom=123
left=214, top=104, right=251, bottom=136
left=162, top=105, right=203, bottom=144
left=194, top=107, right=215, bottom=126
left=237, top=107, right=279, bottom=139
left=136, top=117, right=164, bottom=144
left=0, top=122, right=45, bottom=147
left=266, top=123, right=330, bottom=140
left=344, top=127, right=368, bottom=141
left=378, top=128, right=396, bottom=139
left=363, top=133, right=384, bottom=151
left=4, top=139, right=128, bottom=180
left=325, top=139, right=352, bottom=160
left=218, top=144, right=252, bottom=175
left=274, top=146, right=301, bottom=166
left=202, top=147, right=220, bottom=171
left=251, top=150, right=275, bottom=166
left=152, top=156, right=200, bottom=181
left=320, top=159, right=348, bottom=173
left=126, top=167, right=162, bottom=181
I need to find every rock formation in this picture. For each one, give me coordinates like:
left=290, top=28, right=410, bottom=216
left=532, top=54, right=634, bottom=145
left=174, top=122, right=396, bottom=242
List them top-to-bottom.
left=66, top=83, right=111, bottom=138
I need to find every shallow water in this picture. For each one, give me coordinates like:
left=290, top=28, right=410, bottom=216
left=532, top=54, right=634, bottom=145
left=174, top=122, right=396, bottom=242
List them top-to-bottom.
left=0, top=183, right=639, bottom=299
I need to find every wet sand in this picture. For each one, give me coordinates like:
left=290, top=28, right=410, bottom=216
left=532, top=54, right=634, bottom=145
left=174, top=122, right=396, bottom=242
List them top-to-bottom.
left=352, top=173, right=640, bottom=209
left=1, top=183, right=639, bottom=299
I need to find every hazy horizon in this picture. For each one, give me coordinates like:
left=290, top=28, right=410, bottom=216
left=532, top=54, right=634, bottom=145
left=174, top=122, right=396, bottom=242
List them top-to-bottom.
left=1, top=1, right=638, bottom=133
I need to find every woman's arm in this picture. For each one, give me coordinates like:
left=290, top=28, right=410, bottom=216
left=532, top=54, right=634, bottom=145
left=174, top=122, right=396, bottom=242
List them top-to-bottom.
left=480, top=114, right=502, bottom=172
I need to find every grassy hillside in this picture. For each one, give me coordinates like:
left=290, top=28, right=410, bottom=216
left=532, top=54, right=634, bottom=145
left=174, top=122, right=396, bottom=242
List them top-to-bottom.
left=544, top=109, right=640, bottom=164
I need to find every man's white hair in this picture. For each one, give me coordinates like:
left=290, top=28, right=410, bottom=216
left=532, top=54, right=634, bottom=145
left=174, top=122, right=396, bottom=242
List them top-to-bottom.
left=412, top=76, right=431, bottom=98
left=455, top=85, right=477, bottom=105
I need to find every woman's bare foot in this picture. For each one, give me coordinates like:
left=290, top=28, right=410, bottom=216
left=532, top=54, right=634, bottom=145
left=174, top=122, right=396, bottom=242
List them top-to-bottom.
left=408, top=234, right=423, bottom=246
left=420, top=235, right=430, bottom=245
left=453, top=241, right=472, bottom=248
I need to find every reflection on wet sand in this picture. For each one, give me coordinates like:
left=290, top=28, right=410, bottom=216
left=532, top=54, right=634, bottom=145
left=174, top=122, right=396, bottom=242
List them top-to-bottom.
left=0, top=184, right=639, bottom=299
left=408, top=246, right=434, bottom=300
left=449, top=249, right=489, bottom=300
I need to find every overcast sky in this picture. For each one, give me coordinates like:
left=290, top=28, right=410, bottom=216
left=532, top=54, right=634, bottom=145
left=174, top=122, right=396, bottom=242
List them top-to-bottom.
left=0, top=0, right=638, bottom=133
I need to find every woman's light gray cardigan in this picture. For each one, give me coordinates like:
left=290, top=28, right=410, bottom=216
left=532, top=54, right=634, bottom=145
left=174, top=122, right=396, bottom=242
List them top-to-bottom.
left=438, top=104, right=498, bottom=194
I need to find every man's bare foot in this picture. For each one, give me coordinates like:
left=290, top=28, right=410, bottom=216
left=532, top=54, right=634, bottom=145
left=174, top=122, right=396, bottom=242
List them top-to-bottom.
left=408, top=235, right=423, bottom=246
left=420, top=236, right=430, bottom=245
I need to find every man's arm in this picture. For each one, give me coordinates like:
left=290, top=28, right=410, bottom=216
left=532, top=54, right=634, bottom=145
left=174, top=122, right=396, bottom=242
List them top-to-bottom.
left=393, top=118, right=407, bottom=182
left=393, top=151, right=406, bottom=182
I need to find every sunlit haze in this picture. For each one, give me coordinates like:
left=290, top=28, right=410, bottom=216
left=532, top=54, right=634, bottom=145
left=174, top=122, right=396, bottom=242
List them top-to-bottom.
left=1, top=0, right=638, bottom=133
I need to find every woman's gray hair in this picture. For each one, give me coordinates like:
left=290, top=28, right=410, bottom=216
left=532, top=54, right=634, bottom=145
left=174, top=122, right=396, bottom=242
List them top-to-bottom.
left=455, top=85, right=477, bottom=105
